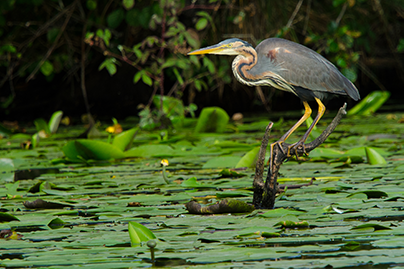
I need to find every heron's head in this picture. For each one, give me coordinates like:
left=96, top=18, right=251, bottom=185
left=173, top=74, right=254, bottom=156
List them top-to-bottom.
left=188, top=38, right=252, bottom=56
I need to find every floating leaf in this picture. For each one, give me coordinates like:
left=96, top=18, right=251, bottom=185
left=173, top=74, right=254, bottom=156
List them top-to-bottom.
left=347, top=91, right=390, bottom=116
left=194, top=107, right=229, bottom=133
left=48, top=111, right=63, bottom=134
left=236, top=118, right=283, bottom=132
left=112, top=127, right=138, bottom=151
left=62, top=140, right=125, bottom=161
left=212, top=141, right=255, bottom=149
left=125, top=144, right=174, bottom=158
left=345, top=146, right=389, bottom=157
left=236, top=147, right=260, bottom=168
left=365, top=147, right=387, bottom=165
left=309, top=148, right=344, bottom=159
left=202, top=156, right=240, bottom=169
left=0, top=158, right=14, bottom=182
left=219, top=169, right=246, bottom=178
left=181, top=177, right=214, bottom=189
left=181, top=177, right=201, bottom=188
left=5, top=181, right=20, bottom=196
left=216, top=190, right=252, bottom=198
left=348, top=190, right=388, bottom=199
left=323, top=205, right=357, bottom=214
left=260, top=208, right=305, bottom=218
left=0, top=212, right=19, bottom=222
left=48, top=217, right=66, bottom=229
left=275, top=220, right=309, bottom=228
left=128, top=222, right=156, bottom=247
left=351, top=223, right=392, bottom=232
left=237, top=226, right=278, bottom=237
left=261, top=231, right=281, bottom=238
left=373, top=238, right=404, bottom=248
left=340, top=241, right=362, bottom=251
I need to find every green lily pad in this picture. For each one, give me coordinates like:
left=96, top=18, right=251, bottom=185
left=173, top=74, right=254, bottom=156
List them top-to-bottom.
left=347, top=91, right=390, bottom=116
left=194, top=107, right=229, bottom=133
left=48, top=111, right=63, bottom=134
left=112, top=127, right=138, bottom=151
left=63, top=139, right=125, bottom=161
left=125, top=144, right=174, bottom=158
left=365, top=146, right=387, bottom=165
left=236, top=147, right=259, bottom=168
left=202, top=156, right=240, bottom=168
left=348, top=190, right=388, bottom=199
left=260, top=208, right=305, bottom=218
left=0, top=212, right=20, bottom=222
left=48, top=217, right=66, bottom=229
left=275, top=220, right=309, bottom=228
left=351, top=223, right=392, bottom=232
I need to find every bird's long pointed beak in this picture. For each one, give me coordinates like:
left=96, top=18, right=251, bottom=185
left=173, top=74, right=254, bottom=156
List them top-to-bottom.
left=188, top=43, right=225, bottom=55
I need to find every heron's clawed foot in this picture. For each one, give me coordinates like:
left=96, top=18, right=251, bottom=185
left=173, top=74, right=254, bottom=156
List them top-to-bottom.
left=289, top=140, right=308, bottom=159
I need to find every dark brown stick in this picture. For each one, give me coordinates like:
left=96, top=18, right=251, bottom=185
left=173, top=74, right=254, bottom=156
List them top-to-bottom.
left=253, top=103, right=347, bottom=209
left=252, top=122, right=273, bottom=207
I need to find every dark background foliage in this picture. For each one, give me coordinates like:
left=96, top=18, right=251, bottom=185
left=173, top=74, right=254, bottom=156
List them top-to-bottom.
left=1, top=0, right=404, bottom=122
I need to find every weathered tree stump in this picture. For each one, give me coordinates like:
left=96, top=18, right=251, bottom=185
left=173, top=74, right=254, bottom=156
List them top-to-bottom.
left=253, top=103, right=348, bottom=209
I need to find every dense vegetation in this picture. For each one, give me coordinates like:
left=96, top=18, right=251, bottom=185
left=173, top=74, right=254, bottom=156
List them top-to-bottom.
left=1, top=0, right=404, bottom=121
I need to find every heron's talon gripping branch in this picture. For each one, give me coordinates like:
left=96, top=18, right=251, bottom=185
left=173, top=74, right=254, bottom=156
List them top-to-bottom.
left=253, top=104, right=348, bottom=209
left=289, top=141, right=307, bottom=160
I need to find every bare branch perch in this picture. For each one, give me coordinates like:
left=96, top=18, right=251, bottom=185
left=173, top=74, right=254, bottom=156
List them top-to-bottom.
left=253, top=103, right=347, bottom=209
left=253, top=122, right=273, bottom=207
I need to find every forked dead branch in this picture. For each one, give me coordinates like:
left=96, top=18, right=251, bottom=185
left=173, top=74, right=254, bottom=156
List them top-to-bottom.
left=253, top=103, right=348, bottom=209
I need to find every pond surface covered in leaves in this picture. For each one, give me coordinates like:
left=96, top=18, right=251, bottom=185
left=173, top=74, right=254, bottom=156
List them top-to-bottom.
left=1, top=111, right=404, bottom=268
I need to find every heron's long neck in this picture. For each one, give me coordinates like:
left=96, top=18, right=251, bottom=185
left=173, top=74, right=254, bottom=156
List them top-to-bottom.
left=231, top=47, right=258, bottom=87
left=231, top=47, right=294, bottom=93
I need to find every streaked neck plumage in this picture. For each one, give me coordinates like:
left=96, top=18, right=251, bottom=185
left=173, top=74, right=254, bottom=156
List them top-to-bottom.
left=231, top=46, right=294, bottom=93
left=231, top=47, right=258, bottom=87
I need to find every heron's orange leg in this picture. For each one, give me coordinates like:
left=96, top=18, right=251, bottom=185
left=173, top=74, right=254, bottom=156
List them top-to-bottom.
left=291, top=97, right=326, bottom=154
left=269, top=101, right=312, bottom=169
left=279, top=101, right=312, bottom=142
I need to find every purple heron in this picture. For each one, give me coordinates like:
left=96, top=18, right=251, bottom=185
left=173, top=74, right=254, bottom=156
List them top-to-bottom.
left=188, top=38, right=360, bottom=154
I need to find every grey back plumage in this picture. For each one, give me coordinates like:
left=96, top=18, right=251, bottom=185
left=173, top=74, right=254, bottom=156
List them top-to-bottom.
left=251, top=38, right=360, bottom=101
